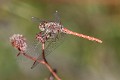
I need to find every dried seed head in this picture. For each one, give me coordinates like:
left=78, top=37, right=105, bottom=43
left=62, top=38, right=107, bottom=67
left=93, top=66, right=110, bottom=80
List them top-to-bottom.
left=10, top=34, right=27, bottom=52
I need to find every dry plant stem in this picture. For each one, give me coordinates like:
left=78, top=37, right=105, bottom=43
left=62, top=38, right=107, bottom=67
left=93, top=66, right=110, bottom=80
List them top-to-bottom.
left=42, top=43, right=61, bottom=80
left=42, top=43, right=47, bottom=63
left=20, top=52, right=61, bottom=80
left=22, top=53, right=43, bottom=63
left=43, top=61, right=61, bottom=80
left=48, top=69, right=56, bottom=80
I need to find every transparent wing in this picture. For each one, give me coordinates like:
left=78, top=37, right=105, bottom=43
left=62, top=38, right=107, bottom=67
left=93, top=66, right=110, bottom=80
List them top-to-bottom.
left=32, top=11, right=60, bottom=23
left=54, top=11, right=60, bottom=23
left=31, top=17, right=52, bottom=23
left=31, top=17, right=42, bottom=22
left=31, top=32, right=66, bottom=69
left=45, top=32, right=66, bottom=56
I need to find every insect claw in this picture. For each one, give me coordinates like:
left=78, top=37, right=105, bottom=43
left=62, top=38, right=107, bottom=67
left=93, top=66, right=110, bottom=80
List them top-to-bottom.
left=17, top=52, right=20, bottom=56
left=31, top=61, right=37, bottom=69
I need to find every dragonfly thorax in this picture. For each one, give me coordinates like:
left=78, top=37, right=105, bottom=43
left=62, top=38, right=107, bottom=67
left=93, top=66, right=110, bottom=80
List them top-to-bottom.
left=39, top=21, right=63, bottom=33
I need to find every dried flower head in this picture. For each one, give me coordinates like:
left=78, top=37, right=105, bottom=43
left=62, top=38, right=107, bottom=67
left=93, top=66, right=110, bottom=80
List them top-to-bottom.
left=10, top=34, right=27, bottom=52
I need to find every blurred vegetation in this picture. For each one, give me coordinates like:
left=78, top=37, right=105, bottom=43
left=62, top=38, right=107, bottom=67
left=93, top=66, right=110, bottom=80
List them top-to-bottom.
left=0, top=0, right=120, bottom=80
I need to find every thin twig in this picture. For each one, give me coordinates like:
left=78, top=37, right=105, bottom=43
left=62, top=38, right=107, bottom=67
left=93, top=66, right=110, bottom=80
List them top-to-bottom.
left=21, top=52, right=61, bottom=80
left=44, top=62, right=61, bottom=80
left=48, top=69, right=57, bottom=80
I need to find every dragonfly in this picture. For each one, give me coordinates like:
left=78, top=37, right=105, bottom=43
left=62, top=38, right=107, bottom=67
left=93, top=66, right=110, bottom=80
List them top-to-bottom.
left=31, top=11, right=102, bottom=69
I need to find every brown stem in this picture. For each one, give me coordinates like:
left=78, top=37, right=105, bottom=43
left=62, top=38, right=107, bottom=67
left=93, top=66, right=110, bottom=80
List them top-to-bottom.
left=42, top=42, right=61, bottom=80
left=42, top=43, right=48, bottom=63
left=20, top=52, right=61, bottom=80
left=43, top=62, right=61, bottom=80
left=48, top=69, right=56, bottom=80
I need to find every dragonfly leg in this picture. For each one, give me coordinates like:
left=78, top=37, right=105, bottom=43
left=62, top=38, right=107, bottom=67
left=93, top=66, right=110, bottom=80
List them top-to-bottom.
left=52, top=33, right=61, bottom=42
left=53, top=34, right=59, bottom=42
left=17, top=52, right=20, bottom=56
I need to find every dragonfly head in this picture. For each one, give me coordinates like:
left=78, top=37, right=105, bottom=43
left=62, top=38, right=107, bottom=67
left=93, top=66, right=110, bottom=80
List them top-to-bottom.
left=39, top=21, right=48, bottom=31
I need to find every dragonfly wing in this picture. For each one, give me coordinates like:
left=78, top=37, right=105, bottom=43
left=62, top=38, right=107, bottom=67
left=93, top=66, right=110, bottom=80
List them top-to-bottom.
left=54, top=11, right=60, bottom=23
left=31, top=17, right=43, bottom=23
left=31, top=17, right=53, bottom=23
left=31, top=32, right=66, bottom=69
left=45, top=32, right=66, bottom=56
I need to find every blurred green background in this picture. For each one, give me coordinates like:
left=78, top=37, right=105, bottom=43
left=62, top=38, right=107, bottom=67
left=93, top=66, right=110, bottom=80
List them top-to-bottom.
left=0, top=0, right=120, bottom=80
